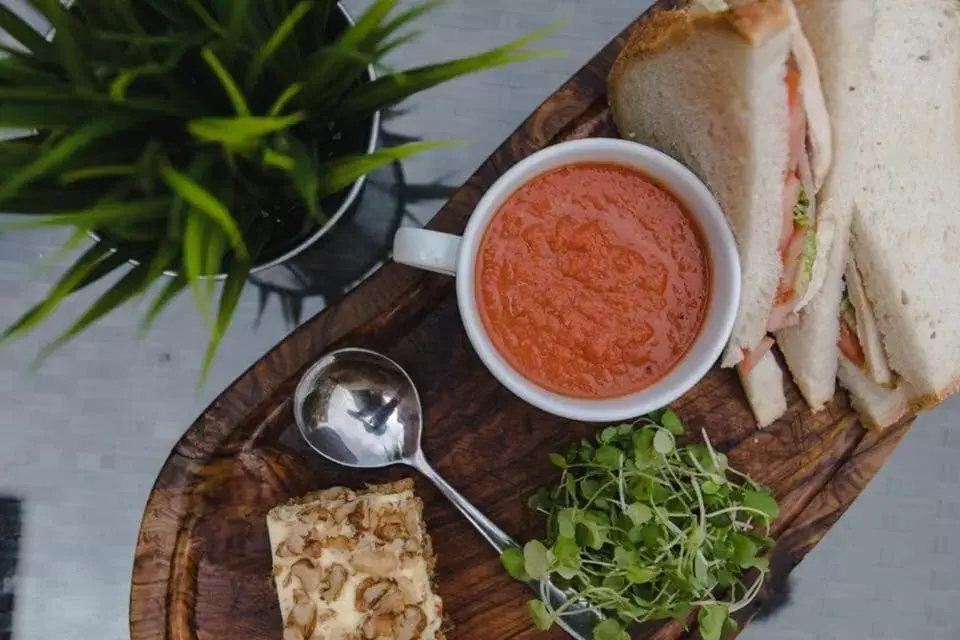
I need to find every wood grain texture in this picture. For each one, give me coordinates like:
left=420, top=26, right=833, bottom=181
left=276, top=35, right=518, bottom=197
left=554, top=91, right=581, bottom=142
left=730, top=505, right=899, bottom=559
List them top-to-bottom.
left=129, top=3, right=914, bottom=638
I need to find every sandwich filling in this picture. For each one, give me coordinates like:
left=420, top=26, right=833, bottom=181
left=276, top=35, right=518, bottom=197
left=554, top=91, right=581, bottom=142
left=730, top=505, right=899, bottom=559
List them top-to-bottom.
left=740, top=57, right=820, bottom=377
left=771, top=60, right=819, bottom=332
left=837, top=264, right=897, bottom=388
left=839, top=292, right=866, bottom=367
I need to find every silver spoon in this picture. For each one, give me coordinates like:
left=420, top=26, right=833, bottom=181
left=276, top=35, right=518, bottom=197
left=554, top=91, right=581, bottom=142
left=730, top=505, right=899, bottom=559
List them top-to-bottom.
left=293, top=347, right=600, bottom=640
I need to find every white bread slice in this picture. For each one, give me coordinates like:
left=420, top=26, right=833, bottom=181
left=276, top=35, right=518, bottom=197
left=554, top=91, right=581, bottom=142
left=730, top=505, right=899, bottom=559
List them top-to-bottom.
left=776, top=0, right=875, bottom=410
left=853, top=0, right=960, bottom=406
left=608, top=2, right=793, bottom=368
left=776, top=226, right=848, bottom=411
left=738, top=350, right=788, bottom=428
left=838, top=358, right=909, bottom=430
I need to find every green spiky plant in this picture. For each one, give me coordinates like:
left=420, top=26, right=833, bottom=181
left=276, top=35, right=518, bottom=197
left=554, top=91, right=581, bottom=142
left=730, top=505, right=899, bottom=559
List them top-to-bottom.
left=0, top=0, right=554, bottom=380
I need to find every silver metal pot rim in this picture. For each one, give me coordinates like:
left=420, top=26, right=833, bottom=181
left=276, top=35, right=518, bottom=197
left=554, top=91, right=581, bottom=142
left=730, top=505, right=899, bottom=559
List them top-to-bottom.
left=76, top=1, right=381, bottom=280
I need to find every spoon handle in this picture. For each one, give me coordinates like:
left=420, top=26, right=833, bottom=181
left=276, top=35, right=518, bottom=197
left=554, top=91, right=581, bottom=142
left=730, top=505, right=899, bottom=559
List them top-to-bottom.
left=410, top=450, right=516, bottom=552
left=409, top=451, right=598, bottom=640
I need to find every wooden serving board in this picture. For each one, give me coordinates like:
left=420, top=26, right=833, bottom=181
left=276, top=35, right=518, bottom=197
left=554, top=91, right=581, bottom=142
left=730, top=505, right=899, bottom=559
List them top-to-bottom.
left=129, top=3, right=915, bottom=639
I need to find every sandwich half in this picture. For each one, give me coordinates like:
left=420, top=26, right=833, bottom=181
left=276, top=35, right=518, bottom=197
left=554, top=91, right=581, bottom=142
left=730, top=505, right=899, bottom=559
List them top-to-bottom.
left=608, top=0, right=832, bottom=426
left=775, top=0, right=875, bottom=411
left=780, top=0, right=960, bottom=428
left=846, top=0, right=960, bottom=410
left=837, top=268, right=909, bottom=429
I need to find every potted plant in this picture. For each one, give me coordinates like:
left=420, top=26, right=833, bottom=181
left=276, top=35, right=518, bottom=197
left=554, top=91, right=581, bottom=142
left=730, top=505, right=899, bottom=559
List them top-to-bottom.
left=0, top=0, right=551, bottom=379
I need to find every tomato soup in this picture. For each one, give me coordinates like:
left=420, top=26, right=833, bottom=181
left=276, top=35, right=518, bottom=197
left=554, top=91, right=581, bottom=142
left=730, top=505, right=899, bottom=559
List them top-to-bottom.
left=475, top=163, right=710, bottom=399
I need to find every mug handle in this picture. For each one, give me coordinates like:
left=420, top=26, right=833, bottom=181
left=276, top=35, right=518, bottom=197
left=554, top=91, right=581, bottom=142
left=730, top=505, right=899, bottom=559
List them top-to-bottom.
left=393, top=228, right=462, bottom=277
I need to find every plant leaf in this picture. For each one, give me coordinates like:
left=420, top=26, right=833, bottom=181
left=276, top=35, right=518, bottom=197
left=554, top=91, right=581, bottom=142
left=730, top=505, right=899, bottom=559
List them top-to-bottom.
left=31, top=0, right=91, bottom=88
left=141, top=0, right=194, bottom=28
left=184, top=0, right=226, bottom=35
left=225, top=0, right=251, bottom=45
left=295, top=0, right=395, bottom=104
left=341, top=0, right=397, bottom=50
left=378, top=0, right=445, bottom=41
left=248, top=1, right=313, bottom=86
left=0, top=5, right=54, bottom=58
left=335, top=21, right=562, bottom=116
left=376, top=29, right=422, bottom=59
left=92, top=30, right=193, bottom=45
left=201, top=47, right=250, bottom=116
left=0, top=55, right=60, bottom=83
left=110, top=62, right=172, bottom=101
left=268, top=83, right=303, bottom=116
left=0, top=102, right=101, bottom=128
left=187, top=113, right=304, bottom=146
left=0, top=120, right=126, bottom=200
left=283, top=136, right=322, bottom=220
left=316, top=140, right=459, bottom=196
left=263, top=148, right=295, bottom=171
left=160, top=163, right=247, bottom=258
left=60, top=164, right=141, bottom=184
left=0, top=184, right=114, bottom=214
left=0, top=198, right=170, bottom=230
left=182, top=211, right=211, bottom=319
left=31, top=227, right=89, bottom=276
left=199, top=227, right=226, bottom=321
left=1, top=243, right=126, bottom=344
left=199, top=255, right=250, bottom=384
left=33, top=258, right=164, bottom=369
left=139, top=274, right=188, bottom=336
left=661, top=408, right=685, bottom=435
left=653, top=429, right=675, bottom=455
left=595, top=445, right=622, bottom=468
left=742, top=490, right=780, bottom=521
left=625, top=503, right=653, bottom=527
left=556, top=507, right=576, bottom=539
left=730, top=532, right=759, bottom=567
left=522, top=540, right=550, bottom=581
left=499, top=547, right=528, bottom=581
left=625, top=566, right=658, bottom=584
left=527, top=600, right=553, bottom=631
left=698, top=604, right=729, bottom=640
left=593, top=618, right=627, bottom=640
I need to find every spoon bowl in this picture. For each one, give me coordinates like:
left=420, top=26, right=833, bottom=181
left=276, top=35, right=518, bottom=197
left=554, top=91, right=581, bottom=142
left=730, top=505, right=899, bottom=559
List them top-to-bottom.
left=295, top=348, right=421, bottom=467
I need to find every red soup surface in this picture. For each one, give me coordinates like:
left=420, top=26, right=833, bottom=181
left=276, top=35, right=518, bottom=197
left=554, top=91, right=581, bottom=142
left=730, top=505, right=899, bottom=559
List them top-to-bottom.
left=476, top=162, right=710, bottom=399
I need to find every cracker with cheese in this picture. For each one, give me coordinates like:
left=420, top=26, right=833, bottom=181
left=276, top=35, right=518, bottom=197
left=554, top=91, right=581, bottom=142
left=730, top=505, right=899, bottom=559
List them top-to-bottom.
left=267, top=479, right=444, bottom=640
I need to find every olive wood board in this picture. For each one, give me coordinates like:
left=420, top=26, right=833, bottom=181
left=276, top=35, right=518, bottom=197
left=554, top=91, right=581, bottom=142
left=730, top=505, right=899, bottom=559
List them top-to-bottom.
left=129, top=2, right=916, bottom=638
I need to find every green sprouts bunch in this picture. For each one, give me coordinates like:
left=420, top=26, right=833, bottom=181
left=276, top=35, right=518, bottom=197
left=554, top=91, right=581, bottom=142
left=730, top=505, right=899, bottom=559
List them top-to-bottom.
left=501, top=410, right=779, bottom=640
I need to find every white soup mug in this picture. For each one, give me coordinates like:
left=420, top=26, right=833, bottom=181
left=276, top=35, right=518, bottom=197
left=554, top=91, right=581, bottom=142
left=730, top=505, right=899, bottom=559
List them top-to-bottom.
left=393, top=138, right=740, bottom=422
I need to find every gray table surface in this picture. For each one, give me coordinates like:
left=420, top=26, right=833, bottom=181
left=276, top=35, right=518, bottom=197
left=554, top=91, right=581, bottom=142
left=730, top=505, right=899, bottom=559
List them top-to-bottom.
left=1, top=1, right=958, bottom=639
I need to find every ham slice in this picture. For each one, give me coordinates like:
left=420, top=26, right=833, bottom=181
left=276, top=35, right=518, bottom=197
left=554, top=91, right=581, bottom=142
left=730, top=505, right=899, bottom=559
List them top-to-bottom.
left=770, top=57, right=816, bottom=327
left=786, top=64, right=807, bottom=170
left=781, top=229, right=806, bottom=285
left=767, top=306, right=799, bottom=332
left=838, top=318, right=866, bottom=369
left=740, top=336, right=775, bottom=377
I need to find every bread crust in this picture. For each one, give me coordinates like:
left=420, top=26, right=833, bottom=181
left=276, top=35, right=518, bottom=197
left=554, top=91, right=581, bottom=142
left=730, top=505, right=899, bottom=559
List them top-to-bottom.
left=609, top=0, right=790, bottom=94
left=728, top=0, right=791, bottom=43
left=910, top=377, right=960, bottom=413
